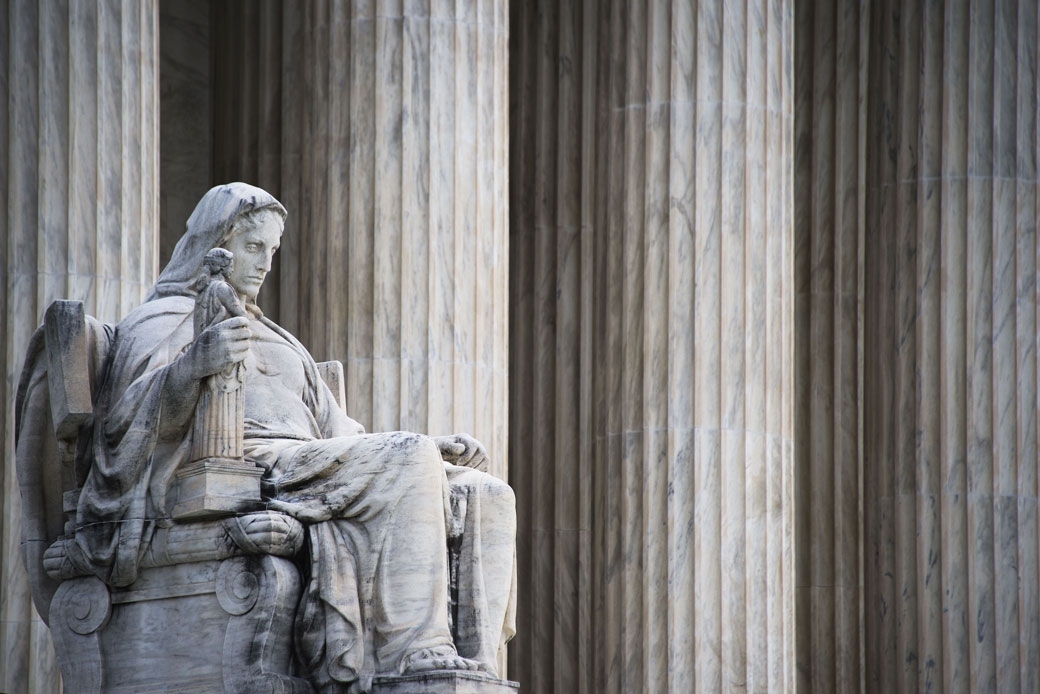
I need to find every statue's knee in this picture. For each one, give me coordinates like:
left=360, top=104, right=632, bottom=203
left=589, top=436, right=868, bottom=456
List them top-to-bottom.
left=395, top=433, right=441, bottom=472
left=414, top=433, right=441, bottom=461
left=482, top=475, right=516, bottom=511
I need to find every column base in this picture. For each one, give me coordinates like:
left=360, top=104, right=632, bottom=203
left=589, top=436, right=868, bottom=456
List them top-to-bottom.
left=170, top=458, right=264, bottom=520
left=372, top=671, right=519, bottom=694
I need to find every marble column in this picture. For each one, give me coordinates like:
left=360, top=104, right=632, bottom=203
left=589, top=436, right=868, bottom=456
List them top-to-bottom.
left=214, top=0, right=510, bottom=479
left=507, top=0, right=596, bottom=691
left=509, top=0, right=795, bottom=692
left=793, top=0, right=866, bottom=692
left=864, top=0, right=1040, bottom=692
left=0, top=1, right=160, bottom=692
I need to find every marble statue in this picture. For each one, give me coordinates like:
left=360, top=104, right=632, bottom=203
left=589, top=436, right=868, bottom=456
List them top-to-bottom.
left=18, top=182, right=516, bottom=694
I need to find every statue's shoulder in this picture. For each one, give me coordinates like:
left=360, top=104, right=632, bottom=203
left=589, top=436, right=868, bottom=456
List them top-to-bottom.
left=112, top=295, right=196, bottom=360
left=118, top=295, right=194, bottom=330
left=256, top=315, right=301, bottom=344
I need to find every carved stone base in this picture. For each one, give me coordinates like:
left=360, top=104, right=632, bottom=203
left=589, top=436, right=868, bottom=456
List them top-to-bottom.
left=170, top=457, right=264, bottom=519
left=48, top=556, right=310, bottom=693
left=49, top=576, right=111, bottom=692
left=372, top=671, right=519, bottom=694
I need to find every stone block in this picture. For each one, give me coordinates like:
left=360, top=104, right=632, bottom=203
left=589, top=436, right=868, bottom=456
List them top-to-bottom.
left=44, top=300, right=93, bottom=440
left=316, top=360, right=346, bottom=411
left=169, top=458, right=264, bottom=520
left=48, top=556, right=307, bottom=693
left=372, top=671, right=519, bottom=694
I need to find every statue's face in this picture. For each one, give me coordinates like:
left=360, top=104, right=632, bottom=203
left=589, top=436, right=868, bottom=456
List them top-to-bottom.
left=223, top=210, right=283, bottom=301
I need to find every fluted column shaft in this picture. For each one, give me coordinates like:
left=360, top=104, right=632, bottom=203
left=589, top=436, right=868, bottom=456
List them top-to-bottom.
left=215, top=0, right=509, bottom=478
left=508, top=0, right=594, bottom=691
left=509, top=0, right=794, bottom=692
left=793, top=0, right=866, bottom=692
left=864, top=0, right=1040, bottom=692
left=0, top=1, right=160, bottom=691
left=598, top=2, right=794, bottom=691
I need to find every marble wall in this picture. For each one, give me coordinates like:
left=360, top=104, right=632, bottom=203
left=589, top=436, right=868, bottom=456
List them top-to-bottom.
left=509, top=0, right=795, bottom=691
left=863, top=0, right=1040, bottom=691
left=0, top=1, right=160, bottom=691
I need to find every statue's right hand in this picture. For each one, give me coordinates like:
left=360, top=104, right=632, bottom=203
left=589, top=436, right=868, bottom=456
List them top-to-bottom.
left=186, top=316, right=251, bottom=379
left=42, top=540, right=76, bottom=580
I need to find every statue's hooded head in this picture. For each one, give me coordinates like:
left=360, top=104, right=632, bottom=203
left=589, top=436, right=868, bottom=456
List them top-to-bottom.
left=147, top=182, right=287, bottom=302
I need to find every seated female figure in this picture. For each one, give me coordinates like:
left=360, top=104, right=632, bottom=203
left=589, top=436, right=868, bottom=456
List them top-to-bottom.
left=69, top=183, right=515, bottom=693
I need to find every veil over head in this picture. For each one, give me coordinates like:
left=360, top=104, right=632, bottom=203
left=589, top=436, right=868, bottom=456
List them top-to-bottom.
left=148, top=182, right=286, bottom=301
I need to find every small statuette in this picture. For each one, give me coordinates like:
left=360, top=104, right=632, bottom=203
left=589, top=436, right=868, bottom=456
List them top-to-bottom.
left=172, top=248, right=262, bottom=519
left=191, top=248, right=247, bottom=461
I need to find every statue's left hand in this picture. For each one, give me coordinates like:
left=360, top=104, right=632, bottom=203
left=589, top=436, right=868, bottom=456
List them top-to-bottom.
left=434, top=433, right=489, bottom=472
left=227, top=511, right=304, bottom=556
left=42, top=540, right=78, bottom=580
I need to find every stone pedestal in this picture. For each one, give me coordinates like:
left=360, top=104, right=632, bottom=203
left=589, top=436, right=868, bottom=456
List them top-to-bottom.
left=0, top=2, right=159, bottom=691
left=169, top=459, right=264, bottom=520
left=373, top=671, right=519, bottom=694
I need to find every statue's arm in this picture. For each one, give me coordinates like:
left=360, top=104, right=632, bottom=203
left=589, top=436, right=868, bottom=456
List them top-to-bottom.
left=158, top=316, right=252, bottom=437
left=158, top=357, right=203, bottom=436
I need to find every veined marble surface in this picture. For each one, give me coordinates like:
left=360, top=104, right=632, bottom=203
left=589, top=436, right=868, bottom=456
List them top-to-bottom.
left=211, top=0, right=511, bottom=483
left=792, top=0, right=866, bottom=692
left=863, top=0, right=1040, bottom=692
left=509, top=1, right=795, bottom=692
left=0, top=2, right=160, bottom=692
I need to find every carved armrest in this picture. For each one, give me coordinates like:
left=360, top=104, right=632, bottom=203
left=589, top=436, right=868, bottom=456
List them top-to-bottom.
left=316, top=360, right=346, bottom=411
left=43, top=511, right=304, bottom=581
left=146, top=511, right=305, bottom=567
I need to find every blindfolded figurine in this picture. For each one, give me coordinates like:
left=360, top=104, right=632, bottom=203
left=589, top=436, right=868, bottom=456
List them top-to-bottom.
left=41, top=182, right=515, bottom=692
left=194, top=247, right=247, bottom=339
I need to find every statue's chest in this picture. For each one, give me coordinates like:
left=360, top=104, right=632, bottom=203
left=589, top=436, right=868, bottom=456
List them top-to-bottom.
left=244, top=324, right=307, bottom=396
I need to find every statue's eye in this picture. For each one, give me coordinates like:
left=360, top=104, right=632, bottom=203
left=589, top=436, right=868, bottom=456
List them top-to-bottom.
left=246, top=243, right=259, bottom=252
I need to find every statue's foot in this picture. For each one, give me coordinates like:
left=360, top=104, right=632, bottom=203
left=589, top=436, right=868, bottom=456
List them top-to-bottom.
left=399, top=647, right=484, bottom=674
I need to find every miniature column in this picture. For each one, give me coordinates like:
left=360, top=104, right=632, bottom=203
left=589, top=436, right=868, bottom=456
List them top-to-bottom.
left=864, top=0, right=1040, bottom=691
left=0, top=1, right=160, bottom=692
left=171, top=249, right=261, bottom=520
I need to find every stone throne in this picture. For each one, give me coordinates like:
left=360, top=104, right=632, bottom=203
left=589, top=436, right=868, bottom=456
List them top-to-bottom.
left=16, top=300, right=318, bottom=693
